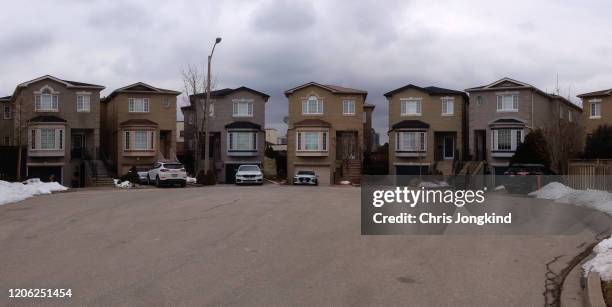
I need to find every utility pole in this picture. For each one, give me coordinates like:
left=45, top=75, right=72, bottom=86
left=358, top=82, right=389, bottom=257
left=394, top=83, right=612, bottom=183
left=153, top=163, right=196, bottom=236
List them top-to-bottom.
left=203, top=37, right=222, bottom=175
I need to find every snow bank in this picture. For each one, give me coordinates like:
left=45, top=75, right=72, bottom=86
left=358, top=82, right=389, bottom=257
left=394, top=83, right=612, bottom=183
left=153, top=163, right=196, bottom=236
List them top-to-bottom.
left=186, top=177, right=196, bottom=184
left=0, top=178, right=68, bottom=206
left=113, top=179, right=133, bottom=189
left=419, top=181, right=449, bottom=188
left=528, top=182, right=612, bottom=216
left=583, top=235, right=612, bottom=281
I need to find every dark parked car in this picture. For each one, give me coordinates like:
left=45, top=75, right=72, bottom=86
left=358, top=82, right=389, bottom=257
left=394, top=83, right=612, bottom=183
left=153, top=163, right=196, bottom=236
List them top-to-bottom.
left=502, top=164, right=557, bottom=193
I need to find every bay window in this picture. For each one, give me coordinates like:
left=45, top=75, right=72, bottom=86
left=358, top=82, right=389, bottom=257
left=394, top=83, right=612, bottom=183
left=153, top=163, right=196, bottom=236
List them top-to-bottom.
left=496, top=94, right=519, bottom=112
left=302, top=96, right=324, bottom=115
left=30, top=127, right=65, bottom=150
left=492, top=129, right=523, bottom=151
left=124, top=130, right=154, bottom=150
left=228, top=131, right=257, bottom=151
left=296, top=131, right=328, bottom=151
left=396, top=131, right=426, bottom=152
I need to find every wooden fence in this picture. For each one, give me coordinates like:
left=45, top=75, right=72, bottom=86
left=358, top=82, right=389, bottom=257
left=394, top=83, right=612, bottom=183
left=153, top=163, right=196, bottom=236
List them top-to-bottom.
left=566, top=160, right=612, bottom=191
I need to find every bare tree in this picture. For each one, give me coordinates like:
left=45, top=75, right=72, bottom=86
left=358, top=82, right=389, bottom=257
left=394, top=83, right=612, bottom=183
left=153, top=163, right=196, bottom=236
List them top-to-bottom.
left=181, top=64, right=205, bottom=174
left=14, top=96, right=25, bottom=181
left=543, top=120, right=583, bottom=174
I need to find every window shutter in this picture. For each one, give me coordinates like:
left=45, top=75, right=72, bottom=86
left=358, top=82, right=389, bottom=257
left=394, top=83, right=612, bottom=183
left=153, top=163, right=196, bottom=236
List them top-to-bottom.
left=31, top=129, right=36, bottom=149
left=58, top=129, right=63, bottom=150
left=493, top=130, right=498, bottom=151
left=125, top=131, right=130, bottom=150
left=150, top=131, right=154, bottom=149
left=297, top=132, right=302, bottom=150
left=322, top=132, right=327, bottom=151
left=396, top=132, right=400, bottom=150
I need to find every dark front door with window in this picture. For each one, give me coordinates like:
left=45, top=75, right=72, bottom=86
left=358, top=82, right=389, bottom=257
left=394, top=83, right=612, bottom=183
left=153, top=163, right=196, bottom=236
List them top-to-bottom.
left=337, top=132, right=357, bottom=160
left=71, top=134, right=85, bottom=159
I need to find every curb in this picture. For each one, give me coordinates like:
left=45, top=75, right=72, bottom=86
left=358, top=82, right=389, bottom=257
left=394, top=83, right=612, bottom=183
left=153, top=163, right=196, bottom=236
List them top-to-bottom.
left=585, top=271, right=607, bottom=307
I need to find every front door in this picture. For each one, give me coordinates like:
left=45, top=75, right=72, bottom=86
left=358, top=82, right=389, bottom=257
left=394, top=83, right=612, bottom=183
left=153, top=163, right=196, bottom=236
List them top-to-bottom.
left=337, top=132, right=357, bottom=160
left=72, top=134, right=85, bottom=159
left=443, top=135, right=454, bottom=160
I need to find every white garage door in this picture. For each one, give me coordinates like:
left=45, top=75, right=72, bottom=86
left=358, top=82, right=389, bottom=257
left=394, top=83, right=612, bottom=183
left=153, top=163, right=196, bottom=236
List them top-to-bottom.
left=295, top=165, right=331, bottom=186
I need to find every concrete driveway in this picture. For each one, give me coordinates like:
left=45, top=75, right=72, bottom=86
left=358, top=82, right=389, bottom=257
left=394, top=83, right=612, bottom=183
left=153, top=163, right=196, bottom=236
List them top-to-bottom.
left=0, top=185, right=601, bottom=306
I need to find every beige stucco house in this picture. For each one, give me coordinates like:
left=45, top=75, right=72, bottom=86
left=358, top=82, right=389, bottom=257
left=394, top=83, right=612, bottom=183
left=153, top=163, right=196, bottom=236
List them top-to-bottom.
left=101, top=82, right=180, bottom=176
left=285, top=82, right=371, bottom=185
left=384, top=84, right=468, bottom=175
left=577, top=88, right=612, bottom=138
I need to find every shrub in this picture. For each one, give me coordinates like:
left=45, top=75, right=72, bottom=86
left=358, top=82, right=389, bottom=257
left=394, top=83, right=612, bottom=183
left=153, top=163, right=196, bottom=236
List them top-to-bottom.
left=584, top=125, right=612, bottom=159
left=510, top=129, right=551, bottom=169
left=120, top=166, right=140, bottom=184
left=196, top=169, right=216, bottom=185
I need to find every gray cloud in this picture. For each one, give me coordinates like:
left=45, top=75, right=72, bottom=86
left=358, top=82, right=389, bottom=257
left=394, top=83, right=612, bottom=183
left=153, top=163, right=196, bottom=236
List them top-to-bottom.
left=1, top=0, right=612, bottom=143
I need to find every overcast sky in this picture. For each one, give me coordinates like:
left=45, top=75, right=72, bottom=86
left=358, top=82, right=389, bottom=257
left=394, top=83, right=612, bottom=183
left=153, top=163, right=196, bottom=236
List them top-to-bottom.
left=1, top=0, right=611, bottom=143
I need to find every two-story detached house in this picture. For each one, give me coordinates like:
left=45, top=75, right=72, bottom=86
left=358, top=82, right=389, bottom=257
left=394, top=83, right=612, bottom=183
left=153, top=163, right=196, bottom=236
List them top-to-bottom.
left=8, top=75, right=104, bottom=186
left=466, top=77, right=582, bottom=174
left=285, top=82, right=369, bottom=185
left=101, top=83, right=180, bottom=176
left=384, top=84, right=468, bottom=176
left=181, top=87, right=269, bottom=183
left=578, top=88, right=612, bottom=137
left=1, top=95, right=12, bottom=146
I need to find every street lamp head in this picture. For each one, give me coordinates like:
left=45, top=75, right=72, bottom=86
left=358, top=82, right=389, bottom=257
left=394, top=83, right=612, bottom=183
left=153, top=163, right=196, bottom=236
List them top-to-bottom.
left=215, top=37, right=222, bottom=44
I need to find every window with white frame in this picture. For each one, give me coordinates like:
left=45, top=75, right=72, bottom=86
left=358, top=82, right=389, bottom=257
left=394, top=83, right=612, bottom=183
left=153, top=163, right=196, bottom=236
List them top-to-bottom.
left=35, top=92, right=59, bottom=111
left=77, top=94, right=90, bottom=112
left=496, top=94, right=519, bottom=112
left=302, top=96, right=324, bottom=115
left=441, top=97, right=454, bottom=115
left=128, top=98, right=150, bottom=113
left=342, top=99, right=355, bottom=115
left=400, top=99, right=422, bottom=116
left=232, top=100, right=253, bottom=117
left=590, top=100, right=601, bottom=118
left=3, top=105, right=10, bottom=119
left=30, top=128, right=64, bottom=150
left=492, top=129, right=523, bottom=151
left=124, top=130, right=154, bottom=150
left=228, top=131, right=257, bottom=151
left=296, top=131, right=328, bottom=151
left=396, top=131, right=426, bottom=151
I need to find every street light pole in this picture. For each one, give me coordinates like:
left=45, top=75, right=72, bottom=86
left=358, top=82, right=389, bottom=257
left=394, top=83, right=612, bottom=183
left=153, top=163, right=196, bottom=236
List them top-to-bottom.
left=203, top=37, right=221, bottom=175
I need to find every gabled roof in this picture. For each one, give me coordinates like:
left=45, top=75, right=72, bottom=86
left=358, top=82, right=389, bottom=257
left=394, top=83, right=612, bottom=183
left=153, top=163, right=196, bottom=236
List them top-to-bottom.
left=16, top=75, right=105, bottom=89
left=465, top=77, right=533, bottom=91
left=103, top=82, right=181, bottom=102
left=284, top=82, right=368, bottom=98
left=384, top=84, right=467, bottom=100
left=190, top=86, right=270, bottom=101
left=577, top=88, right=612, bottom=98
left=29, top=115, right=66, bottom=123
left=293, top=118, right=332, bottom=127
left=489, top=118, right=527, bottom=124
left=119, top=119, right=158, bottom=126
left=391, top=120, right=430, bottom=130
left=225, top=121, right=262, bottom=130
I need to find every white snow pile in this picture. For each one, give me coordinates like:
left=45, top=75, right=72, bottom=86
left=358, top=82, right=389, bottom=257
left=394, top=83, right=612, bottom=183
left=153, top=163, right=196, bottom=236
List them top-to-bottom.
left=186, top=177, right=196, bottom=184
left=0, top=178, right=68, bottom=206
left=113, top=179, right=133, bottom=189
left=419, top=181, right=449, bottom=188
left=528, top=182, right=612, bottom=216
left=494, top=185, right=506, bottom=191
left=583, top=235, right=612, bottom=281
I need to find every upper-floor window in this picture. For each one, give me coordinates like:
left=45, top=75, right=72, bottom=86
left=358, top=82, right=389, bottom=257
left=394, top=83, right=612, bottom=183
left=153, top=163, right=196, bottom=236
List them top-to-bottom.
left=35, top=90, right=59, bottom=112
left=77, top=94, right=90, bottom=112
left=496, top=94, right=518, bottom=112
left=302, top=96, right=323, bottom=115
left=476, top=96, right=484, bottom=105
left=441, top=97, right=454, bottom=115
left=128, top=98, right=150, bottom=113
left=233, top=99, right=253, bottom=117
left=342, top=99, right=355, bottom=115
left=400, top=99, right=421, bottom=116
left=590, top=99, right=601, bottom=118
left=3, top=105, right=10, bottom=119
left=559, top=105, right=564, bottom=119
left=30, top=128, right=64, bottom=150
left=492, top=129, right=523, bottom=151
left=124, top=130, right=154, bottom=150
left=296, top=131, right=328, bottom=151
left=396, top=131, right=426, bottom=152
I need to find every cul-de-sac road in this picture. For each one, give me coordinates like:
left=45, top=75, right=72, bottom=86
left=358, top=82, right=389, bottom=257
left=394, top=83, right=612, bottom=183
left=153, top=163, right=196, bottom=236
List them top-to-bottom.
left=0, top=185, right=605, bottom=306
